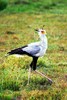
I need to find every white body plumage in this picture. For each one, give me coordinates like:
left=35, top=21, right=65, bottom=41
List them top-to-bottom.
left=23, top=29, right=48, bottom=57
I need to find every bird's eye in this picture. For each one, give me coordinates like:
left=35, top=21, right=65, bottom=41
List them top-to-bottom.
left=41, top=31, right=45, bottom=34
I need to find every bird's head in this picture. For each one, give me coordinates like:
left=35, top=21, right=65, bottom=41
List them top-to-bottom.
left=35, top=29, right=46, bottom=35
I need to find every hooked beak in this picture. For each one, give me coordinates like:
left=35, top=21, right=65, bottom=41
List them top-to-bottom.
left=35, top=29, right=38, bottom=32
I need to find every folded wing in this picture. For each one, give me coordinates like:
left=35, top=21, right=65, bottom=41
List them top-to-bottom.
left=22, top=44, right=40, bottom=56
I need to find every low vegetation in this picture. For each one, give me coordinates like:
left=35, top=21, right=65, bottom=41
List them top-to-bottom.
left=0, top=0, right=67, bottom=100
left=0, top=0, right=67, bottom=14
left=0, top=13, right=67, bottom=100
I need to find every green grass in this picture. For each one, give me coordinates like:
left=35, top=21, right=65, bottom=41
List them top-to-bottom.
left=0, top=0, right=67, bottom=14
left=0, top=0, right=67, bottom=99
left=0, top=13, right=67, bottom=99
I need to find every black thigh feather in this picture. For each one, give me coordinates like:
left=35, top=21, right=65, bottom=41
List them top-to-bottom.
left=8, top=45, right=38, bottom=70
left=30, top=57, right=38, bottom=70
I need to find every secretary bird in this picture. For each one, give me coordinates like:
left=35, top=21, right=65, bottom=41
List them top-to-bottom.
left=6, top=29, right=52, bottom=85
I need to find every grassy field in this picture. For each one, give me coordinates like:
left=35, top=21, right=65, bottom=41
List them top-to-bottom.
left=0, top=0, right=67, bottom=100
left=0, top=0, right=67, bottom=14
left=0, top=13, right=67, bottom=100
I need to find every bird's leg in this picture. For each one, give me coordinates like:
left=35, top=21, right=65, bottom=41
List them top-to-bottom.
left=27, top=59, right=33, bottom=85
left=27, top=67, right=32, bottom=85
left=35, top=70, right=52, bottom=83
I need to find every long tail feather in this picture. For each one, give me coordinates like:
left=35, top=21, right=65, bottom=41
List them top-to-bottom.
left=6, top=45, right=28, bottom=56
left=7, top=48, right=23, bottom=55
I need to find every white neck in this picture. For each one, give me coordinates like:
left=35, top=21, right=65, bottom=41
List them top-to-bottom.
left=39, top=33, right=48, bottom=49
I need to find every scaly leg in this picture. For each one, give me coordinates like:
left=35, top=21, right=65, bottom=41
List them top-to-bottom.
left=27, top=67, right=32, bottom=85
left=35, top=70, right=52, bottom=84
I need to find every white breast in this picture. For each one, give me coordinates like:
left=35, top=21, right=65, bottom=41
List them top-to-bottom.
left=35, top=35, right=48, bottom=57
